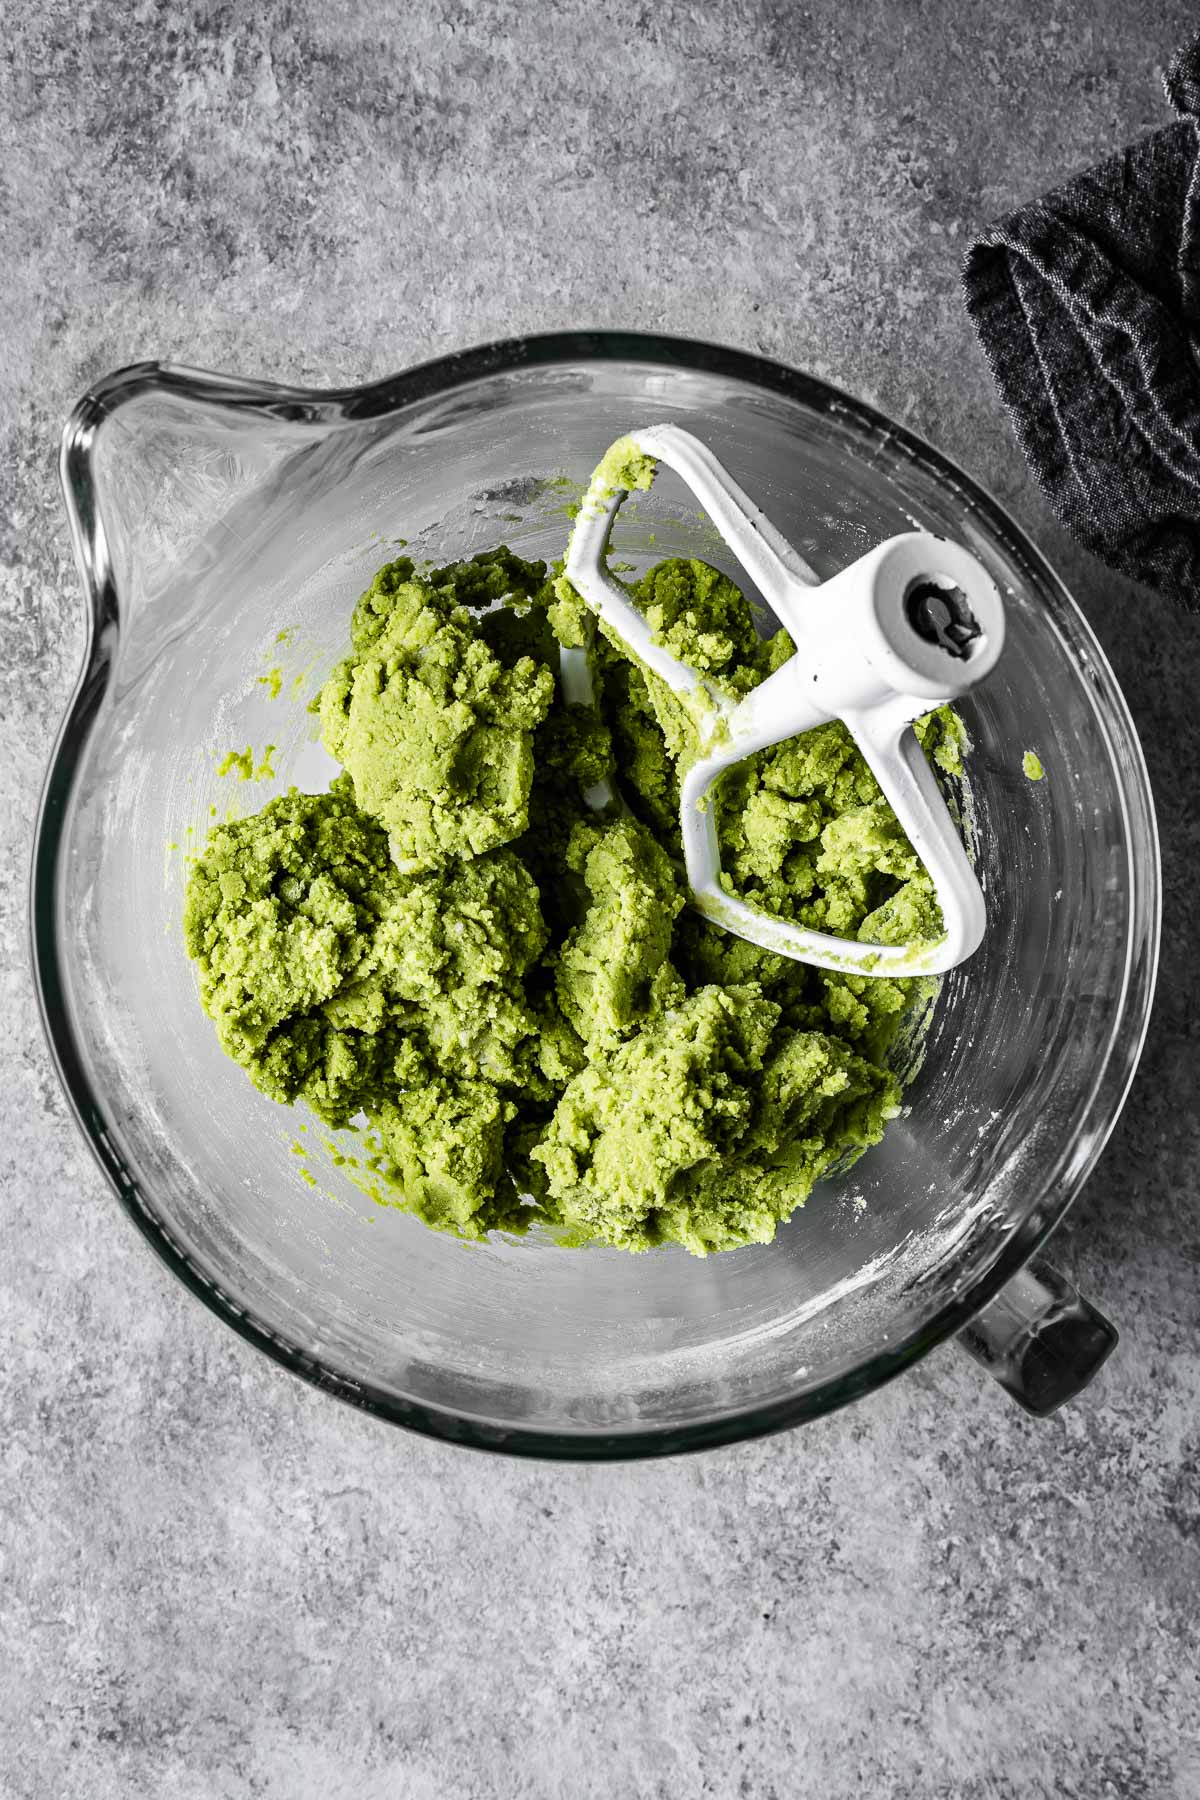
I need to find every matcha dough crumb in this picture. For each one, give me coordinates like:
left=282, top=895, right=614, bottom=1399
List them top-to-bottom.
left=591, top=434, right=659, bottom=497
left=185, top=541, right=968, bottom=1254
left=214, top=743, right=278, bottom=782
left=216, top=746, right=254, bottom=780
left=1023, top=748, right=1045, bottom=781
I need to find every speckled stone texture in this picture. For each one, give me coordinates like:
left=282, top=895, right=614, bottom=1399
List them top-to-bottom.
left=3, top=3, right=1199, bottom=1795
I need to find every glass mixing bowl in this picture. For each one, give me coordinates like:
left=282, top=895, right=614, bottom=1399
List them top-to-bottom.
left=34, top=334, right=1160, bottom=1457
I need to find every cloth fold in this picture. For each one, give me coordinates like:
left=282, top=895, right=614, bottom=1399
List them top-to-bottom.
left=963, top=34, right=1200, bottom=606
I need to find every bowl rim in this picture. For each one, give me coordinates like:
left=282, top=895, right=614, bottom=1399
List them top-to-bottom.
left=32, top=329, right=1162, bottom=1460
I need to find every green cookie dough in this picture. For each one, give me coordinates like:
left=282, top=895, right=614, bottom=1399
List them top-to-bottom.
left=590, top=433, right=659, bottom=498
left=184, top=540, right=963, bottom=1253
left=318, top=552, right=555, bottom=872
left=182, top=778, right=399, bottom=1069
left=554, top=815, right=685, bottom=1048
left=530, top=984, right=898, bottom=1256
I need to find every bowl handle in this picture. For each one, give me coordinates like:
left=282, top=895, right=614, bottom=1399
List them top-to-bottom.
left=957, top=1258, right=1118, bottom=1416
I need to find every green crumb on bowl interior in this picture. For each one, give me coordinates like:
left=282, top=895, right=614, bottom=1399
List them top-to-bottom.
left=594, top=435, right=659, bottom=497
left=183, top=545, right=966, bottom=1257
left=258, top=667, right=283, bottom=700
left=216, top=745, right=277, bottom=781
left=216, top=747, right=255, bottom=780
left=1023, top=749, right=1045, bottom=781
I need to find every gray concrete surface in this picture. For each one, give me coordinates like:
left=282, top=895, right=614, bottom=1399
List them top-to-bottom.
left=3, top=3, right=1199, bottom=1795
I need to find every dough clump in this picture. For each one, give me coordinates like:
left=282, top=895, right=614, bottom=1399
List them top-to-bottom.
left=185, top=545, right=956, bottom=1253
